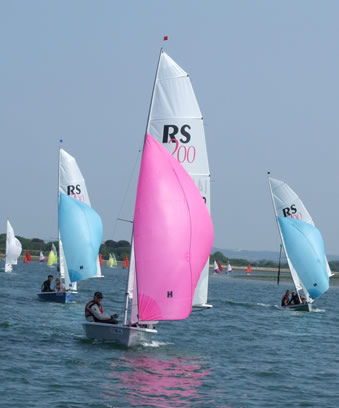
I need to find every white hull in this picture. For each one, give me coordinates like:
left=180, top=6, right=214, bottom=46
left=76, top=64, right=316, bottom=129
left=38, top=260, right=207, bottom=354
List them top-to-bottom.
left=284, top=302, right=312, bottom=312
left=192, top=303, right=213, bottom=310
left=82, top=322, right=157, bottom=347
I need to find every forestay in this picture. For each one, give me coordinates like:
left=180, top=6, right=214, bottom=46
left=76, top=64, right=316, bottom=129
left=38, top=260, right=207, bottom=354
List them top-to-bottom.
left=146, top=51, right=211, bottom=307
left=132, top=135, right=213, bottom=323
left=59, top=149, right=102, bottom=288
left=5, top=220, right=22, bottom=272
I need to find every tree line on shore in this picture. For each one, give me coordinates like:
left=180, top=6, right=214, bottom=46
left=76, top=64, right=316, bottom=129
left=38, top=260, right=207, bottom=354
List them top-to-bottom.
left=0, top=234, right=130, bottom=261
left=1, top=234, right=338, bottom=271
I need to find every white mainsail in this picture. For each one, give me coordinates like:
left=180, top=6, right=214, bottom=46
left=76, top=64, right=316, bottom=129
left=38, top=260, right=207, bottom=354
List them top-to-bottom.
left=146, top=50, right=211, bottom=307
left=58, top=149, right=102, bottom=289
left=268, top=176, right=333, bottom=302
left=5, top=220, right=22, bottom=272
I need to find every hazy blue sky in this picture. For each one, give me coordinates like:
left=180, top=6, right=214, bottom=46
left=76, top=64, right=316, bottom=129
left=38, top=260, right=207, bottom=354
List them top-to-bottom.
left=1, top=1, right=339, bottom=254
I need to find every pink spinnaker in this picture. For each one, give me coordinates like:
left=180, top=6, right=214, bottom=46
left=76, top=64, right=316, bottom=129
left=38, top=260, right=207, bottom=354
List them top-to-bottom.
left=133, top=134, right=214, bottom=322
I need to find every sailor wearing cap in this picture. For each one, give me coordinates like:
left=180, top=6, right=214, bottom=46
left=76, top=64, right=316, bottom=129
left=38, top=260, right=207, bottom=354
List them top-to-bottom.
left=85, top=291, right=119, bottom=324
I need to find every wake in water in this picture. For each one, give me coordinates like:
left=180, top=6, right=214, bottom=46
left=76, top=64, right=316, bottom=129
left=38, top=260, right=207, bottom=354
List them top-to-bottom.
left=142, top=340, right=174, bottom=348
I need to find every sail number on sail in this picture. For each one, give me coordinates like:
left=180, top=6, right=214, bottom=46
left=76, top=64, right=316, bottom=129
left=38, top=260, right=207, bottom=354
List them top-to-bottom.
left=169, top=138, right=196, bottom=164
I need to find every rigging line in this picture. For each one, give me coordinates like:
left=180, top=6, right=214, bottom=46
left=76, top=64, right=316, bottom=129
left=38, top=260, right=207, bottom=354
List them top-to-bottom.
left=111, top=142, right=143, bottom=241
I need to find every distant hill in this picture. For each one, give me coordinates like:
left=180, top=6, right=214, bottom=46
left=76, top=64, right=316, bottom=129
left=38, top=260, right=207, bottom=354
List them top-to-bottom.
left=212, top=247, right=339, bottom=262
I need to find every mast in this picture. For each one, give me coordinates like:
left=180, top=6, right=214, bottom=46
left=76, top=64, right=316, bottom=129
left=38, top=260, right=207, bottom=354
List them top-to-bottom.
left=123, top=48, right=164, bottom=325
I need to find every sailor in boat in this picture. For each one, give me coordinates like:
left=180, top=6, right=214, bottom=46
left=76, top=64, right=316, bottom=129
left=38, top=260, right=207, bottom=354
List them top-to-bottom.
left=41, top=275, right=55, bottom=292
left=54, top=278, right=64, bottom=292
left=281, top=289, right=290, bottom=307
left=288, top=291, right=306, bottom=306
left=85, top=292, right=119, bottom=324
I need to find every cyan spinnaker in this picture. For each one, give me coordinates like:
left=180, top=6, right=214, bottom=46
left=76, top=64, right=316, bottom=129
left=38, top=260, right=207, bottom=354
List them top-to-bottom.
left=58, top=193, right=103, bottom=282
left=278, top=216, right=329, bottom=299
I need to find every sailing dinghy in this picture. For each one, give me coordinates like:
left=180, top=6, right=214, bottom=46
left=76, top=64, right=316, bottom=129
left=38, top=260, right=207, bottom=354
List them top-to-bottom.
left=145, top=50, right=212, bottom=309
left=82, top=135, right=213, bottom=347
left=38, top=148, right=103, bottom=303
left=268, top=176, right=331, bottom=311
left=5, top=220, right=22, bottom=272
left=47, top=243, right=58, bottom=267
left=24, top=250, right=32, bottom=264
left=39, top=251, right=46, bottom=263
left=107, top=253, right=117, bottom=268
left=123, top=256, right=129, bottom=269
left=213, top=260, right=220, bottom=273
left=226, top=261, right=232, bottom=274
left=247, top=264, right=252, bottom=275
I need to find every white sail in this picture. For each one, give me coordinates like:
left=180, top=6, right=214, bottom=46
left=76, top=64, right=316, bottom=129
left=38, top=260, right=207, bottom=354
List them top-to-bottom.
left=146, top=51, right=211, bottom=307
left=59, top=148, right=102, bottom=282
left=268, top=176, right=332, bottom=301
left=5, top=220, right=22, bottom=272
left=39, top=251, right=45, bottom=262
left=213, top=260, right=219, bottom=272
left=227, top=262, right=232, bottom=273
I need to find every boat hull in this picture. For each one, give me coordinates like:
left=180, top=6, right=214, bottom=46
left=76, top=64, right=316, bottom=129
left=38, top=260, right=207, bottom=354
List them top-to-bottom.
left=37, top=291, right=77, bottom=303
left=284, top=302, right=312, bottom=312
left=192, top=303, right=213, bottom=310
left=82, top=322, right=157, bottom=347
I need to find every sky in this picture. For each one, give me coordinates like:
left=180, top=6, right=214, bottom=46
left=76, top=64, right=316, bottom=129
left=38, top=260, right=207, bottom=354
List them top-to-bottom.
left=1, top=1, right=339, bottom=254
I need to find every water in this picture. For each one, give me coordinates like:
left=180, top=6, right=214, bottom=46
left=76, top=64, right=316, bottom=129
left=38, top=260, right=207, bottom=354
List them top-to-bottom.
left=1, top=264, right=339, bottom=407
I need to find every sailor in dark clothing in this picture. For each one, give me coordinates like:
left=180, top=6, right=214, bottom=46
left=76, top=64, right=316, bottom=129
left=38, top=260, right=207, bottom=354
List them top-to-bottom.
left=41, top=275, right=54, bottom=292
left=281, top=289, right=290, bottom=307
left=85, top=291, right=119, bottom=324
left=288, top=291, right=300, bottom=305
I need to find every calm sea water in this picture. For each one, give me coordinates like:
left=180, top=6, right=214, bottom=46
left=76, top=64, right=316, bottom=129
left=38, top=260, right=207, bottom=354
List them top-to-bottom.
left=1, top=263, right=339, bottom=408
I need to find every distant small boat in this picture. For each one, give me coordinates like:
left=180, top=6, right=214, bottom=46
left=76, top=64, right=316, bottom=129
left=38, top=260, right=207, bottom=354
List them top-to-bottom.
left=268, top=175, right=331, bottom=311
left=5, top=220, right=22, bottom=272
left=47, top=243, right=58, bottom=267
left=24, top=250, right=32, bottom=264
left=39, top=251, right=46, bottom=263
left=99, top=253, right=103, bottom=267
left=107, top=253, right=117, bottom=268
left=123, top=256, right=129, bottom=269
left=213, top=260, right=223, bottom=273
left=226, top=262, right=232, bottom=274
left=247, top=264, right=252, bottom=275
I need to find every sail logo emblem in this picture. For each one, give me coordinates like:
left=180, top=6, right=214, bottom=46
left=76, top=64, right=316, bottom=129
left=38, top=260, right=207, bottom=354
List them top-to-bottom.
left=162, top=124, right=191, bottom=144
left=162, top=125, right=196, bottom=164
left=67, top=184, right=85, bottom=202
left=282, top=204, right=303, bottom=220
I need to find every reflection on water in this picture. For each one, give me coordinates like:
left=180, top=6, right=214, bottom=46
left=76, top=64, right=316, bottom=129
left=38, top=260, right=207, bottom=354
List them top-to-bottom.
left=104, top=352, right=211, bottom=407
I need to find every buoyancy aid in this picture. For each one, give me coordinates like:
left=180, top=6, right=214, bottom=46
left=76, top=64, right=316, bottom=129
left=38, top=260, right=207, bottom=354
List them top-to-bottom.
left=281, top=295, right=289, bottom=307
left=85, top=300, right=104, bottom=321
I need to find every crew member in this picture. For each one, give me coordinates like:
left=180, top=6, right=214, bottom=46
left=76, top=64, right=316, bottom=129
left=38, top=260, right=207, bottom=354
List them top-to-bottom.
left=41, top=275, right=54, bottom=292
left=281, top=289, right=290, bottom=307
left=85, top=291, right=119, bottom=324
